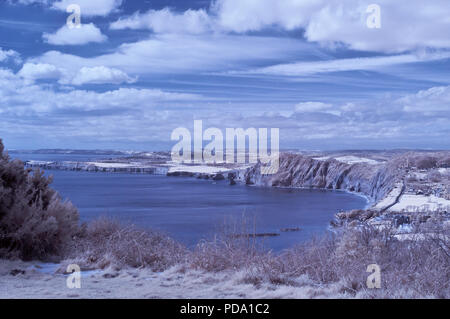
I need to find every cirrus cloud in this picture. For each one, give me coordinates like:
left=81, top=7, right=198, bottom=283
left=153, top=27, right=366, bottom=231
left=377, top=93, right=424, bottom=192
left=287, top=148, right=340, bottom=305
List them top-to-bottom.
left=237, top=52, right=450, bottom=77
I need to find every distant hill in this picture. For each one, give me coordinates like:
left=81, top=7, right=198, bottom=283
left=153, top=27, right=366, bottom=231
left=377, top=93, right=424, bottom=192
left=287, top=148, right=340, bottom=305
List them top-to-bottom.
left=7, top=149, right=138, bottom=156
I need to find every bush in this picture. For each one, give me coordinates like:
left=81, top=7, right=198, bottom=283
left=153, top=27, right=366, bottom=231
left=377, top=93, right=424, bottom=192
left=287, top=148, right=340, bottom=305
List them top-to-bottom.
left=0, top=139, right=79, bottom=260
left=414, top=156, right=438, bottom=169
left=437, top=156, right=450, bottom=168
left=427, top=170, right=442, bottom=183
left=190, top=216, right=270, bottom=272
left=66, top=217, right=186, bottom=271
left=190, top=222, right=449, bottom=298
left=267, top=226, right=449, bottom=298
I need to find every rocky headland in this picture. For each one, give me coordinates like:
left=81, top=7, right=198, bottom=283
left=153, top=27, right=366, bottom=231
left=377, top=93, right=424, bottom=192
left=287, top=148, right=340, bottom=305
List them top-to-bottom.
left=18, top=150, right=450, bottom=234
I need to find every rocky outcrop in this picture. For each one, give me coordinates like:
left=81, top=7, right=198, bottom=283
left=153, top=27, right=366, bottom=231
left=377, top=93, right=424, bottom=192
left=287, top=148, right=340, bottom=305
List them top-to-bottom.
left=243, top=153, right=405, bottom=204
left=25, top=161, right=168, bottom=175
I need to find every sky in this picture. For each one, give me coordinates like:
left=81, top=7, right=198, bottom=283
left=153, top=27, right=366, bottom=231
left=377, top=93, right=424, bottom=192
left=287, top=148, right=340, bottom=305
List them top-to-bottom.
left=0, top=0, right=449, bottom=151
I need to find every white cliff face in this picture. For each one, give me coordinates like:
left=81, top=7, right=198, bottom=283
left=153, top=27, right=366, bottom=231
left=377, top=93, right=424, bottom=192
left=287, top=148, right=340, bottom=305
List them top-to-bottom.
left=244, top=152, right=450, bottom=215
left=243, top=153, right=403, bottom=205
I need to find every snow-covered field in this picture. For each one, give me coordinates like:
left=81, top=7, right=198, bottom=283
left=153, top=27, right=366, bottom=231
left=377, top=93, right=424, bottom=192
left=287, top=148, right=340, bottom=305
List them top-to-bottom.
left=313, top=155, right=380, bottom=165
left=86, top=162, right=142, bottom=169
left=373, top=183, right=403, bottom=210
left=373, top=183, right=450, bottom=212
left=389, top=194, right=450, bottom=212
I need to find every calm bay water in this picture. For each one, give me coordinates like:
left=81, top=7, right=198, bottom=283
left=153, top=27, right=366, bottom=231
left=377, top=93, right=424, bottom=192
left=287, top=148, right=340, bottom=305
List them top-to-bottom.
left=12, top=153, right=367, bottom=251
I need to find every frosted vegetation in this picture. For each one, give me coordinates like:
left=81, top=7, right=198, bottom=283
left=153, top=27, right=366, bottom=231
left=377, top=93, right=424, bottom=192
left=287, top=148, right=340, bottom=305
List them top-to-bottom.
left=0, top=140, right=79, bottom=260
left=1, top=140, right=449, bottom=298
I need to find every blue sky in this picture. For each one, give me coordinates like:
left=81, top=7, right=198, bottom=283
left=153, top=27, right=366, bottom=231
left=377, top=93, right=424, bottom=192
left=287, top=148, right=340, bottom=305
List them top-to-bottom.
left=0, top=0, right=449, bottom=150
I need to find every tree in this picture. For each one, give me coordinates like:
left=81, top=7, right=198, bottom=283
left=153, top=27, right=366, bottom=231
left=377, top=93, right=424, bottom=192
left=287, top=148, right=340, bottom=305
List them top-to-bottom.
left=0, top=139, right=80, bottom=260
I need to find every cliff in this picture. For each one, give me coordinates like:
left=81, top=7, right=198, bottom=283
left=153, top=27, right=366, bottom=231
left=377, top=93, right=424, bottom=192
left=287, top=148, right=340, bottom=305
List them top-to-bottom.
left=22, top=151, right=450, bottom=212
left=242, top=153, right=405, bottom=204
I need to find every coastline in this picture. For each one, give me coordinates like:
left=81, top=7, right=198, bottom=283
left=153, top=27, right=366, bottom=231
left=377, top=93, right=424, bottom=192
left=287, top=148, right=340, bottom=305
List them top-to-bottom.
left=16, top=151, right=450, bottom=232
left=272, top=185, right=372, bottom=208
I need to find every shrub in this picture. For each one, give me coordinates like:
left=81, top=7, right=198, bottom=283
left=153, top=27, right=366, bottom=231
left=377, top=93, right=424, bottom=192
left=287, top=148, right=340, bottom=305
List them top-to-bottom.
left=0, top=139, right=79, bottom=260
left=414, top=156, right=438, bottom=169
left=437, top=156, right=450, bottom=168
left=427, top=170, right=442, bottom=183
left=190, top=216, right=270, bottom=272
left=66, top=217, right=186, bottom=271
left=190, top=221, right=449, bottom=298
left=270, top=226, right=449, bottom=298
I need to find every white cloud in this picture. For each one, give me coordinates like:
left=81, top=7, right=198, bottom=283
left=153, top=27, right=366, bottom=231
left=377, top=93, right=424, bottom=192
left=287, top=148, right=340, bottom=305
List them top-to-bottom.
left=7, top=0, right=50, bottom=5
left=8, top=0, right=122, bottom=16
left=11, top=0, right=450, bottom=53
left=51, top=0, right=122, bottom=17
left=213, top=0, right=450, bottom=53
left=213, top=0, right=322, bottom=33
left=304, top=0, right=450, bottom=53
left=110, top=8, right=213, bottom=34
left=43, top=23, right=107, bottom=45
left=33, top=34, right=314, bottom=75
left=0, top=48, right=22, bottom=64
left=239, top=52, right=450, bottom=76
left=17, top=63, right=63, bottom=82
left=17, top=63, right=138, bottom=86
left=2, top=64, right=450, bottom=148
left=71, top=66, right=137, bottom=85
left=0, top=67, right=202, bottom=114
left=0, top=67, right=205, bottom=147
left=278, top=85, right=450, bottom=144
left=399, top=86, right=450, bottom=113
left=295, top=102, right=333, bottom=113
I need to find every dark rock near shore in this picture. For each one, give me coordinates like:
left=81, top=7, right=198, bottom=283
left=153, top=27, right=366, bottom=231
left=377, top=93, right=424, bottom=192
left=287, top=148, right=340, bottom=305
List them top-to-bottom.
left=167, top=171, right=195, bottom=177
left=212, top=173, right=225, bottom=181
left=280, top=227, right=301, bottom=232
left=230, top=233, right=280, bottom=238
left=9, top=269, right=26, bottom=276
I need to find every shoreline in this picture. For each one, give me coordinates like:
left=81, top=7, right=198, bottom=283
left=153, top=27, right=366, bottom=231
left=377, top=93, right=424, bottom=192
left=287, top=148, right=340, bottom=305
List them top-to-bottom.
left=19, top=152, right=450, bottom=225
left=32, top=161, right=375, bottom=206
left=271, top=185, right=372, bottom=208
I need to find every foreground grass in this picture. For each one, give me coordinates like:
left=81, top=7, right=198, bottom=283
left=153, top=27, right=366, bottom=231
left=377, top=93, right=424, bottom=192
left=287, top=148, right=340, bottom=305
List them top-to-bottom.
left=56, top=217, right=449, bottom=299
